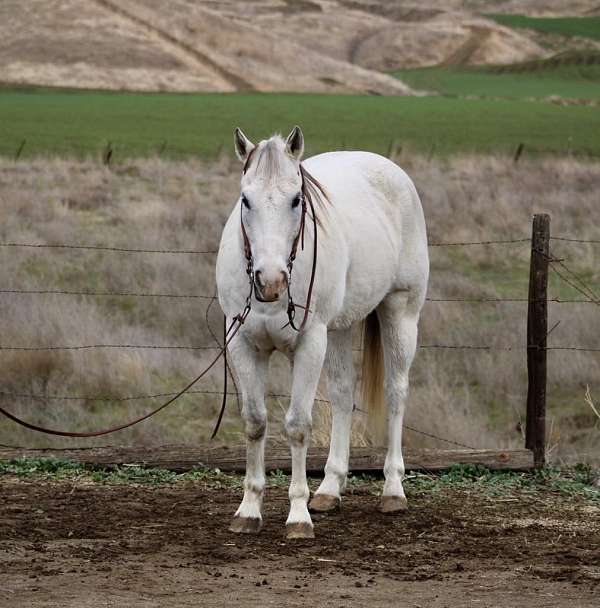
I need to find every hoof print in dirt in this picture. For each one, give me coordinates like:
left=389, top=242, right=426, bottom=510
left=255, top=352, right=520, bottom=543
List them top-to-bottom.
left=229, top=516, right=263, bottom=534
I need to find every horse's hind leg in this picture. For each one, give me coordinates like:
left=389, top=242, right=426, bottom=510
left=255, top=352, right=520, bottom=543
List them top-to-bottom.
left=377, top=292, right=420, bottom=513
left=310, top=327, right=353, bottom=513
left=227, top=336, right=270, bottom=534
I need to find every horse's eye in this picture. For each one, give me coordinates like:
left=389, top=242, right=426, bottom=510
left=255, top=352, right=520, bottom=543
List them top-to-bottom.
left=241, top=194, right=250, bottom=209
left=291, top=194, right=302, bottom=209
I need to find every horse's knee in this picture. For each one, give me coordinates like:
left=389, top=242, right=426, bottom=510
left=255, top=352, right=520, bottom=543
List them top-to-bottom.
left=243, top=406, right=267, bottom=441
left=284, top=412, right=311, bottom=445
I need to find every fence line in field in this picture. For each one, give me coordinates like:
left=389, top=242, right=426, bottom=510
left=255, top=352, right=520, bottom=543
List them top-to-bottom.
left=1, top=227, right=599, bottom=458
left=2, top=235, right=599, bottom=254
left=0, top=238, right=598, bottom=359
left=0, top=242, right=218, bottom=254
left=0, top=287, right=597, bottom=304
left=1, top=288, right=597, bottom=305
left=0, top=343, right=598, bottom=353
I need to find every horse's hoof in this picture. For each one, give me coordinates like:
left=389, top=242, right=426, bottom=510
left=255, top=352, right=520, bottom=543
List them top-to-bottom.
left=309, top=494, right=340, bottom=513
left=378, top=496, right=408, bottom=514
left=229, top=515, right=262, bottom=534
left=286, top=522, right=315, bottom=540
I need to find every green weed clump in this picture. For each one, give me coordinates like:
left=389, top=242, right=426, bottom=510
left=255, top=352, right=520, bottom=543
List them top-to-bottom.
left=403, top=463, right=600, bottom=501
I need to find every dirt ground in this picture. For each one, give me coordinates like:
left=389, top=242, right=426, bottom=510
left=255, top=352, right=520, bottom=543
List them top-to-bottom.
left=1, top=478, right=599, bottom=607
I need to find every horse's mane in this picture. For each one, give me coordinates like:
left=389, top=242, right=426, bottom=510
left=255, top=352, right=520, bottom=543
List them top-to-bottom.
left=243, top=136, right=330, bottom=225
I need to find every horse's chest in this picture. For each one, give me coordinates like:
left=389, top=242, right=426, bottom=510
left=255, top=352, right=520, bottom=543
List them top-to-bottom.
left=243, top=313, right=298, bottom=355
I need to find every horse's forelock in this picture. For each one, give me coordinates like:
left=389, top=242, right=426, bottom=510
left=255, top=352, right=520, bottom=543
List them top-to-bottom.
left=242, top=135, right=331, bottom=226
left=243, top=136, right=289, bottom=180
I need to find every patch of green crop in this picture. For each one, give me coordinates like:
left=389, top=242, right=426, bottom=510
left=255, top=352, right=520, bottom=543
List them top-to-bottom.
left=486, top=14, right=600, bottom=41
left=394, top=51, right=600, bottom=101
left=394, top=63, right=600, bottom=101
left=0, top=89, right=599, bottom=161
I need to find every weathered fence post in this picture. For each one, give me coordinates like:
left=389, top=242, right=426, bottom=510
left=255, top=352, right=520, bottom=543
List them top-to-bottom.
left=14, top=139, right=26, bottom=161
left=102, top=141, right=113, bottom=167
left=513, top=142, right=525, bottom=163
left=526, top=213, right=550, bottom=467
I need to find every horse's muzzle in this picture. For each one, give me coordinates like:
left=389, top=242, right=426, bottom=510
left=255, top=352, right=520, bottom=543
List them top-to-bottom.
left=254, top=270, right=288, bottom=302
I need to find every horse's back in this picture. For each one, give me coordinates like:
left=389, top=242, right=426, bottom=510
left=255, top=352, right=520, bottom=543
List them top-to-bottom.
left=304, top=151, right=428, bottom=316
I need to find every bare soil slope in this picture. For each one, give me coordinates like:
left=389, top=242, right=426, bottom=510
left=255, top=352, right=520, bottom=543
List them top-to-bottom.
left=3, top=0, right=595, bottom=93
left=1, top=478, right=598, bottom=607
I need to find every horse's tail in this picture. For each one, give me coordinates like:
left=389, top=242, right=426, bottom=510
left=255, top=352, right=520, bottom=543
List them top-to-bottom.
left=361, top=311, right=386, bottom=445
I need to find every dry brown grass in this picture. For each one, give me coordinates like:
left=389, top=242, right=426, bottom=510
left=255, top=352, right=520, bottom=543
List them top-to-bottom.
left=0, top=153, right=598, bottom=464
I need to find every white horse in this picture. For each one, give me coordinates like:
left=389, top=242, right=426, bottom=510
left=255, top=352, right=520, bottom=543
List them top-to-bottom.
left=216, top=126, right=428, bottom=539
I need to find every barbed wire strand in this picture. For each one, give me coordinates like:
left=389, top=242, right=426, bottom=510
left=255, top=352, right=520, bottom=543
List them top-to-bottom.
left=551, top=236, right=600, bottom=245
left=428, top=238, right=529, bottom=247
left=1, top=239, right=533, bottom=253
left=0, top=242, right=218, bottom=254
left=551, top=258, right=600, bottom=303
left=548, top=261, right=600, bottom=307
left=0, top=288, right=213, bottom=299
left=1, top=288, right=596, bottom=304
left=426, top=297, right=596, bottom=304
left=1, top=343, right=598, bottom=353
left=0, top=344, right=220, bottom=351
left=0, top=389, right=331, bottom=404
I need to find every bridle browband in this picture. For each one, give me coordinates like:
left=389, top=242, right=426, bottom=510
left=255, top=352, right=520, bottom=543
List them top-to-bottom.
left=0, top=150, right=326, bottom=440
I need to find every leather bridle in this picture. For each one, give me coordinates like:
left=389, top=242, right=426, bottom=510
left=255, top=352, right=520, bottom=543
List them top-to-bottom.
left=239, top=159, right=321, bottom=333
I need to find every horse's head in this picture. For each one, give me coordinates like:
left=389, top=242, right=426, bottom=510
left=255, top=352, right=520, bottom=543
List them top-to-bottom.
left=234, top=126, right=305, bottom=303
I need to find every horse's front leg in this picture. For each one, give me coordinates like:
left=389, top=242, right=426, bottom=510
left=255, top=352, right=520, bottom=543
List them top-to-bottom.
left=285, top=323, right=327, bottom=539
left=227, top=335, right=270, bottom=534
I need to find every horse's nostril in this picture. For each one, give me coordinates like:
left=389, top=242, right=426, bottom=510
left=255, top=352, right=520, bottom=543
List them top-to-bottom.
left=254, top=270, right=263, bottom=287
left=280, top=271, right=288, bottom=287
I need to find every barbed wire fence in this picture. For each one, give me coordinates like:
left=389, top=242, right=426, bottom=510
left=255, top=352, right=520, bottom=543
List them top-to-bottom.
left=0, top=218, right=599, bottom=459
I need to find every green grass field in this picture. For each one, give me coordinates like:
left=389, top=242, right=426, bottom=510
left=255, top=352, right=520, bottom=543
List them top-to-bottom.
left=487, top=14, right=600, bottom=41
left=394, top=58, right=600, bottom=101
left=1, top=88, right=599, bottom=160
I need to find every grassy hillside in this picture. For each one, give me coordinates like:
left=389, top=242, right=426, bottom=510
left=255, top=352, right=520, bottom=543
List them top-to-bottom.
left=487, top=14, right=600, bottom=41
left=1, top=88, right=599, bottom=160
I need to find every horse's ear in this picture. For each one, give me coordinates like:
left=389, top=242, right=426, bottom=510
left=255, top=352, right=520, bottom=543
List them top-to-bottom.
left=285, top=126, right=304, bottom=161
left=234, top=128, right=255, bottom=163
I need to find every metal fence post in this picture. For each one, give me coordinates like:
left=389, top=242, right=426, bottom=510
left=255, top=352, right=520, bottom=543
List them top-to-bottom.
left=526, top=213, right=550, bottom=467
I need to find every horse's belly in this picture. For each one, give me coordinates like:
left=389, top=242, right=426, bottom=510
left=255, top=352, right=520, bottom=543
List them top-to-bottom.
left=328, top=246, right=400, bottom=330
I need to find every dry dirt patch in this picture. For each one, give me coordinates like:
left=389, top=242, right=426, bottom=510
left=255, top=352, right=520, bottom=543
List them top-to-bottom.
left=0, top=478, right=598, bottom=607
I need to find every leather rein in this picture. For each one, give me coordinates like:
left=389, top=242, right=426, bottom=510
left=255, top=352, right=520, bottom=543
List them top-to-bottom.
left=0, top=156, right=324, bottom=439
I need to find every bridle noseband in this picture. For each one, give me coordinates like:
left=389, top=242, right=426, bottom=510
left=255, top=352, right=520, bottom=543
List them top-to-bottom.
left=239, top=156, right=320, bottom=333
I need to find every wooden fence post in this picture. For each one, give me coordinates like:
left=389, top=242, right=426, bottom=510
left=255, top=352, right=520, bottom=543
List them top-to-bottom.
left=526, top=213, right=550, bottom=467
